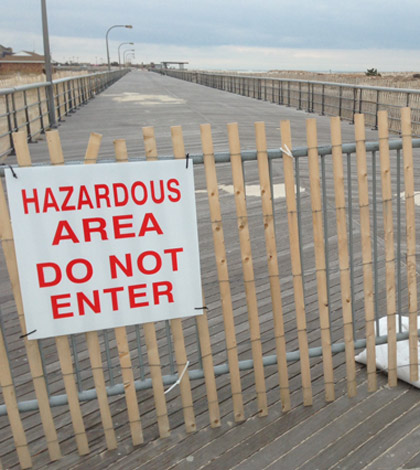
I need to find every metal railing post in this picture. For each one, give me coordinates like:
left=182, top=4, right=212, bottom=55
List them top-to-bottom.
left=298, top=82, right=302, bottom=111
left=56, top=84, right=61, bottom=121
left=338, top=86, right=343, bottom=118
left=37, top=87, right=45, bottom=133
left=351, top=87, right=357, bottom=123
left=23, top=90, right=32, bottom=140
left=374, top=90, right=380, bottom=128
left=5, top=94, right=14, bottom=152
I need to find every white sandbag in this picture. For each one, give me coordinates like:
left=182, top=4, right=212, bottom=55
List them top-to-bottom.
left=354, top=315, right=420, bottom=388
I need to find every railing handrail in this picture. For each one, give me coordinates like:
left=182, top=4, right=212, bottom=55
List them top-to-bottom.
left=0, top=70, right=124, bottom=96
left=176, top=70, right=420, bottom=95
left=2, top=136, right=418, bottom=176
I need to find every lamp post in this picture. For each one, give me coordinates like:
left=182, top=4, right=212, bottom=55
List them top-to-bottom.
left=40, top=0, right=56, bottom=128
left=106, top=24, right=133, bottom=71
left=118, top=42, right=134, bottom=67
left=123, top=49, right=135, bottom=66
left=125, top=53, right=135, bottom=66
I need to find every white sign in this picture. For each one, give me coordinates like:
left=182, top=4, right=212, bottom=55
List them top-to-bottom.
left=6, top=160, right=203, bottom=339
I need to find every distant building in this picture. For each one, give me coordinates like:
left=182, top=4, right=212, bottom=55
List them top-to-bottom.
left=0, top=44, right=13, bottom=58
left=0, top=51, right=46, bottom=75
left=161, top=61, right=188, bottom=70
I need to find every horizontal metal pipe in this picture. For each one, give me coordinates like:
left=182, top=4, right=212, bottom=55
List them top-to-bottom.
left=0, top=70, right=129, bottom=96
left=162, top=70, right=420, bottom=96
left=1, top=137, right=419, bottom=176
left=0, top=329, right=416, bottom=416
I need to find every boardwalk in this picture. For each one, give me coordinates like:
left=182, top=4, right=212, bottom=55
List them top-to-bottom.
left=1, top=70, right=420, bottom=470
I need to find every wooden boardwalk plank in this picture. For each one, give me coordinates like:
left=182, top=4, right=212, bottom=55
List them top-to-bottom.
left=0, top=70, right=418, bottom=470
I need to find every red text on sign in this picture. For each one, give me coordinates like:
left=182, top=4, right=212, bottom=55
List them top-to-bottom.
left=51, top=281, right=174, bottom=319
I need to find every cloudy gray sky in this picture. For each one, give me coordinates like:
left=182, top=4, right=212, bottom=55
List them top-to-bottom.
left=3, top=0, right=420, bottom=71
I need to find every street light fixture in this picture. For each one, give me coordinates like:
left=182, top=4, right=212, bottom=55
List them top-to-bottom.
left=105, top=24, right=133, bottom=71
left=118, top=42, right=134, bottom=67
left=123, top=49, right=135, bottom=66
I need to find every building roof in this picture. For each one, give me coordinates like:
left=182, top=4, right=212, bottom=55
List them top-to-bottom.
left=0, top=51, right=45, bottom=63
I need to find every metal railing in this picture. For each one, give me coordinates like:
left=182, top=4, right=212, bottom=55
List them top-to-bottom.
left=0, top=69, right=130, bottom=158
left=157, top=69, right=420, bottom=135
left=0, top=134, right=418, bottom=415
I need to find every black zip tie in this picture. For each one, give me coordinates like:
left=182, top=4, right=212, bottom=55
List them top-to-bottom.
left=185, top=153, right=190, bottom=169
left=2, top=164, right=17, bottom=178
left=195, top=306, right=208, bottom=311
left=20, top=329, right=37, bottom=339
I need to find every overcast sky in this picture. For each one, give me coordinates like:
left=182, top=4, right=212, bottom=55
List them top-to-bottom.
left=3, top=0, right=420, bottom=71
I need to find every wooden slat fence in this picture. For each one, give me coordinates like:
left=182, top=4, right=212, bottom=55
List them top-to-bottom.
left=0, top=109, right=418, bottom=468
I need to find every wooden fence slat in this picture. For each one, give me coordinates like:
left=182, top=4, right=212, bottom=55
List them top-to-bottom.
left=400, top=107, right=419, bottom=382
left=378, top=110, right=398, bottom=387
left=354, top=114, right=377, bottom=392
left=329, top=117, right=358, bottom=397
left=305, top=119, right=336, bottom=401
left=280, top=120, right=313, bottom=406
left=228, top=122, right=269, bottom=415
left=252, top=122, right=291, bottom=411
left=200, top=123, right=268, bottom=417
left=171, top=125, right=219, bottom=429
left=187, top=125, right=243, bottom=423
left=139, top=126, right=173, bottom=438
left=169, top=126, right=221, bottom=428
left=10, top=130, right=31, bottom=166
left=40, top=130, right=92, bottom=455
left=46, top=130, right=119, bottom=451
left=46, top=130, right=118, bottom=450
left=46, top=130, right=65, bottom=164
left=0, top=132, right=62, bottom=462
left=84, top=132, right=102, bottom=163
left=81, top=133, right=120, bottom=449
left=95, top=137, right=145, bottom=445
left=110, top=139, right=145, bottom=444
left=195, top=307, right=221, bottom=427
left=168, top=318, right=197, bottom=432
left=143, top=322, right=171, bottom=437
left=0, top=323, right=32, bottom=468
left=84, top=331, right=117, bottom=449
left=55, top=336, right=90, bottom=454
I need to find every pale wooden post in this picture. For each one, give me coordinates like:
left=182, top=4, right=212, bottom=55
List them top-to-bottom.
left=400, top=107, right=419, bottom=382
left=378, top=111, right=398, bottom=387
left=354, top=114, right=377, bottom=392
left=329, top=117, right=358, bottom=397
left=305, top=119, right=336, bottom=401
left=280, top=120, right=313, bottom=406
left=252, top=122, right=291, bottom=411
left=201, top=123, right=268, bottom=417
left=171, top=125, right=221, bottom=428
left=139, top=126, right=172, bottom=438
left=143, top=126, right=219, bottom=429
left=171, top=126, right=221, bottom=428
left=180, top=126, right=245, bottom=422
left=167, top=128, right=220, bottom=428
left=46, top=130, right=118, bottom=450
left=51, top=130, right=125, bottom=452
left=0, top=132, right=62, bottom=462
left=81, top=132, right=119, bottom=449
left=84, top=132, right=103, bottom=163
left=111, top=136, right=163, bottom=444
left=80, top=137, right=146, bottom=446
left=0, top=323, right=32, bottom=468
left=84, top=332, right=117, bottom=449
